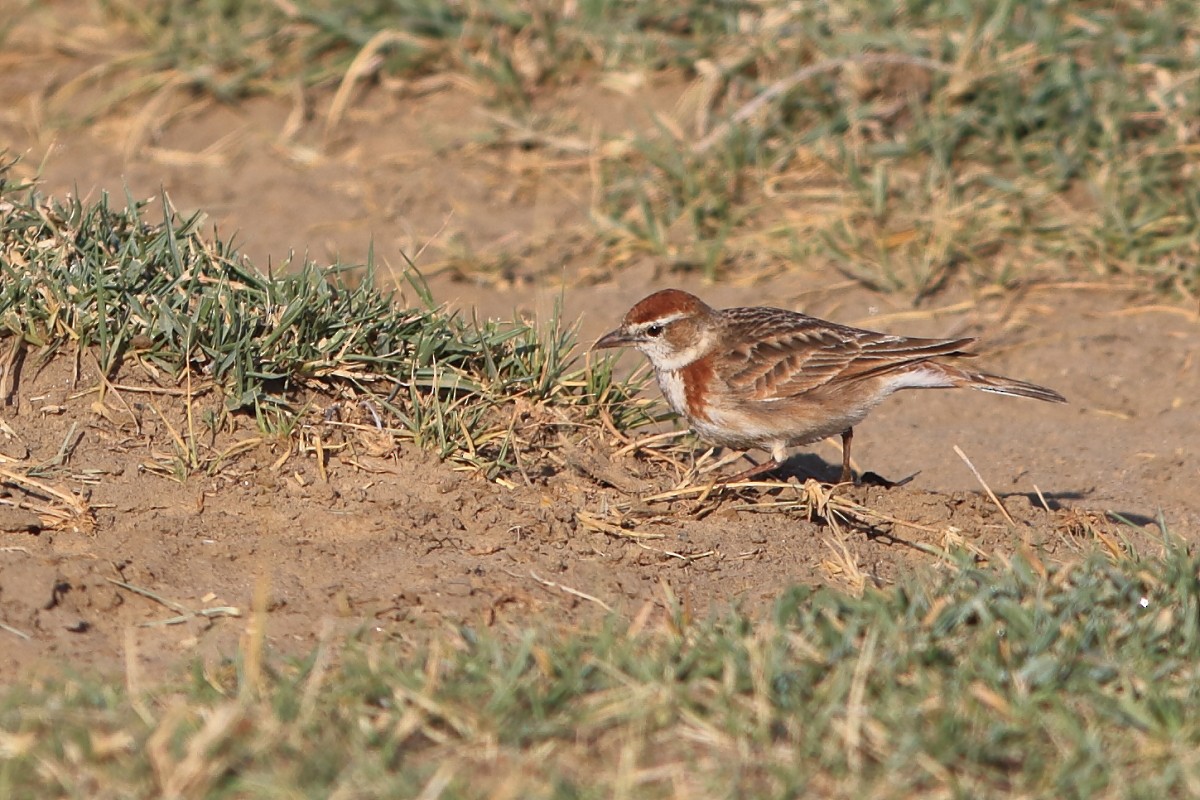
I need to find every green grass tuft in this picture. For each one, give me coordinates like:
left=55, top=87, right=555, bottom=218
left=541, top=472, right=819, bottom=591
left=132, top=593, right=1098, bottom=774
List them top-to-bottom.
left=0, top=165, right=655, bottom=479
left=4, top=544, right=1200, bottom=797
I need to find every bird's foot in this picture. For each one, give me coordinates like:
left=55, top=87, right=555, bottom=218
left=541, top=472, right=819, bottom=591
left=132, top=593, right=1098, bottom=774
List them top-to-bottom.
left=855, top=471, right=915, bottom=489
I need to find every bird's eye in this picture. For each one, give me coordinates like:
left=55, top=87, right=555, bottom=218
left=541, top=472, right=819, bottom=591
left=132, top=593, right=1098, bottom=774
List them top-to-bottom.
left=646, top=323, right=664, bottom=337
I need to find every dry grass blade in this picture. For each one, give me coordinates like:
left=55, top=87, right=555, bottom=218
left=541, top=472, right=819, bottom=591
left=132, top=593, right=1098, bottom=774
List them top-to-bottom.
left=326, top=29, right=434, bottom=134
left=694, top=53, right=955, bottom=153
left=1106, top=305, right=1200, bottom=322
left=0, top=337, right=24, bottom=405
left=611, top=430, right=690, bottom=458
left=557, top=438, right=650, bottom=493
left=953, top=445, right=1017, bottom=526
left=0, top=465, right=93, bottom=531
left=723, top=478, right=941, bottom=537
left=636, top=479, right=788, bottom=505
left=576, top=512, right=664, bottom=540
left=822, top=533, right=867, bottom=594
left=528, top=570, right=613, bottom=612
left=107, top=578, right=242, bottom=627
left=0, top=621, right=31, bottom=640
left=844, top=625, right=880, bottom=772
left=148, top=702, right=249, bottom=799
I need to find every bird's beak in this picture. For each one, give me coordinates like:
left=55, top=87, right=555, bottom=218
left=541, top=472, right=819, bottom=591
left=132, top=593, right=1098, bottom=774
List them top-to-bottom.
left=593, top=327, right=634, bottom=350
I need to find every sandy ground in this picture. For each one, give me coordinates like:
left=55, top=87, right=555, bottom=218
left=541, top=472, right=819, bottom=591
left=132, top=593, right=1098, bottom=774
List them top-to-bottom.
left=1, top=4, right=1198, bottom=678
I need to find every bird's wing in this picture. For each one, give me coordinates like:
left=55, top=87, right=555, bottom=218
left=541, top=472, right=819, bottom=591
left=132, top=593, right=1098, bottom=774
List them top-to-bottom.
left=718, top=306, right=975, bottom=400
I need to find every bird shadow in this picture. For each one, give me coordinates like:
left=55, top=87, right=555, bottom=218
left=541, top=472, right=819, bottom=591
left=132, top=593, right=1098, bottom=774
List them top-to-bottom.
left=769, top=453, right=844, bottom=483
left=770, top=453, right=914, bottom=488
left=721, top=454, right=1161, bottom=532
left=1007, top=490, right=1157, bottom=525
left=1008, top=490, right=1089, bottom=509
left=997, top=491, right=1161, bottom=533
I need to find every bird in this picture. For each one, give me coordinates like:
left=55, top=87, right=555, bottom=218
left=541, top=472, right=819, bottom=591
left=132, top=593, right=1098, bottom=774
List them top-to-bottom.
left=593, top=289, right=1066, bottom=484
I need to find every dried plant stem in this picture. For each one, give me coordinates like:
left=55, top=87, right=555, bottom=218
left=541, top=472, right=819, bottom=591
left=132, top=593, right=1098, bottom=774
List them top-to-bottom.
left=953, top=445, right=1016, bottom=526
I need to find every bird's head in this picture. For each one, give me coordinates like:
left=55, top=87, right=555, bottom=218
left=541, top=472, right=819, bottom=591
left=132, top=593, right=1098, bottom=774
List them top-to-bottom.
left=593, top=289, right=719, bottom=371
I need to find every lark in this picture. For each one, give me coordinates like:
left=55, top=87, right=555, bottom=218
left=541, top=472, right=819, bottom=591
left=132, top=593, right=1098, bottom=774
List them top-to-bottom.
left=595, top=289, right=1065, bottom=483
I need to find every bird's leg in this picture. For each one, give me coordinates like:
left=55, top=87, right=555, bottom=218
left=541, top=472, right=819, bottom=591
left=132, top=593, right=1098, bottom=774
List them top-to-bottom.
left=839, top=428, right=855, bottom=484
left=718, top=457, right=782, bottom=484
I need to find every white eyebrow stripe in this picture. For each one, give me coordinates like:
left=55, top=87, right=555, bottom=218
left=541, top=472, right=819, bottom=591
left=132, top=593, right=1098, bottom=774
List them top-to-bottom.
left=634, top=312, right=689, bottom=330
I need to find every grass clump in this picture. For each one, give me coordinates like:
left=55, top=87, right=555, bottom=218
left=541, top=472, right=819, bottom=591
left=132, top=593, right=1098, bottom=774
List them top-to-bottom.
left=93, top=0, right=739, bottom=107
left=24, top=1, right=1200, bottom=297
left=595, top=2, right=1200, bottom=295
left=0, top=167, right=654, bottom=479
left=3, top=543, right=1200, bottom=798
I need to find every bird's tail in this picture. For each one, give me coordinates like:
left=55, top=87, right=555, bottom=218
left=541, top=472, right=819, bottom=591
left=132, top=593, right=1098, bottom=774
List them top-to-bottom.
left=952, top=368, right=1067, bottom=404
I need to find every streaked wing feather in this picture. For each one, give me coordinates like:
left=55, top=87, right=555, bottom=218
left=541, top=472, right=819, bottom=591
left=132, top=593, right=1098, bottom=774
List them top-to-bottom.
left=719, top=306, right=975, bottom=399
